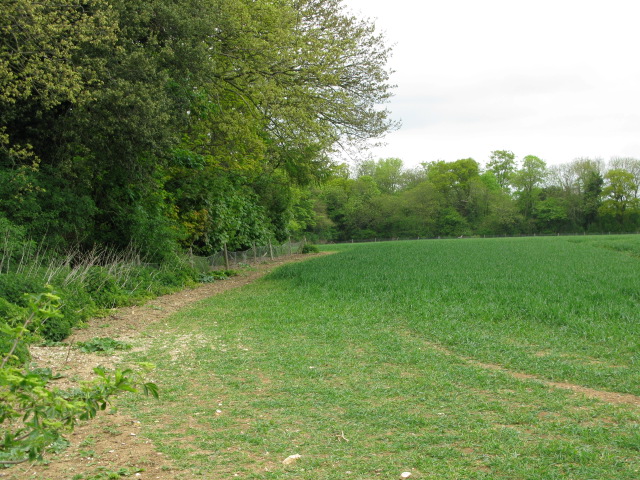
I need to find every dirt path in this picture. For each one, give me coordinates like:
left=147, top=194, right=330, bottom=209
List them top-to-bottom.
left=4, top=254, right=327, bottom=480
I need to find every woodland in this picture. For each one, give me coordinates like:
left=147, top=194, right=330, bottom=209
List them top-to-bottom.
left=1, top=0, right=395, bottom=260
left=315, top=153, right=640, bottom=241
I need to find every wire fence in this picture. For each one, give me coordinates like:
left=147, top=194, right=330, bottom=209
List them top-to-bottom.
left=188, top=239, right=307, bottom=270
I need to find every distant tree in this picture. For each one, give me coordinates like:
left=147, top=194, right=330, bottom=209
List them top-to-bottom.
left=486, top=150, right=516, bottom=190
left=511, top=155, right=547, bottom=221
left=609, top=157, right=640, bottom=199
left=356, top=158, right=405, bottom=194
left=425, top=158, right=480, bottom=217
left=546, top=158, right=605, bottom=231
left=600, top=169, right=638, bottom=226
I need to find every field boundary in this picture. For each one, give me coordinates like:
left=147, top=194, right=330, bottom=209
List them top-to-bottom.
left=327, top=231, right=640, bottom=244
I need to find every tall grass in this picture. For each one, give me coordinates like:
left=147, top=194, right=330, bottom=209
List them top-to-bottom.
left=0, top=232, right=199, bottom=341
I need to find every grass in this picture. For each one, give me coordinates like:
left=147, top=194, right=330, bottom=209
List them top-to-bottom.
left=121, top=235, right=640, bottom=479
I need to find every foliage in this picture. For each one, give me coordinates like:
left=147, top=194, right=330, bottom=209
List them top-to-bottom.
left=1, top=0, right=397, bottom=260
left=307, top=155, right=640, bottom=241
left=0, top=237, right=200, bottom=342
left=300, top=243, right=320, bottom=254
left=198, top=270, right=238, bottom=283
left=0, top=289, right=158, bottom=467
left=75, top=338, right=132, bottom=354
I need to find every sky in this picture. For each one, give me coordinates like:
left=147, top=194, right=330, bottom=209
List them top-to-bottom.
left=342, top=0, right=640, bottom=168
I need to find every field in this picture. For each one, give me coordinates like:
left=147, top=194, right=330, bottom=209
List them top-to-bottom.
left=120, top=235, right=639, bottom=479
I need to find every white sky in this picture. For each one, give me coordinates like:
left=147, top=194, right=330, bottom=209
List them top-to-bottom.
left=342, top=0, right=640, bottom=168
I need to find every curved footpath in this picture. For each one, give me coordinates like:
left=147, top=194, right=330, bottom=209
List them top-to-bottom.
left=6, top=253, right=328, bottom=480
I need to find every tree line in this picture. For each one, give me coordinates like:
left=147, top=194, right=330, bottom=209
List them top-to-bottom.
left=1, top=0, right=395, bottom=258
left=3, top=1, right=638, bottom=259
left=306, top=152, right=640, bottom=241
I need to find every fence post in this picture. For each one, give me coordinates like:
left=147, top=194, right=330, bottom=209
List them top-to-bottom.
left=289, top=237, right=292, bottom=255
left=268, top=239, right=274, bottom=260
left=253, top=242, right=257, bottom=263
left=223, top=243, right=229, bottom=270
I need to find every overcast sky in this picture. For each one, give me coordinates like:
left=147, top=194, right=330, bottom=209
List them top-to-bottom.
left=342, top=0, right=640, bottom=168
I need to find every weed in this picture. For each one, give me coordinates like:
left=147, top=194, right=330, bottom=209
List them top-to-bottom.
left=300, top=243, right=319, bottom=254
left=198, top=269, right=238, bottom=283
left=76, top=338, right=132, bottom=354
left=102, top=425, right=122, bottom=436
left=79, top=437, right=96, bottom=448
left=84, top=466, right=143, bottom=479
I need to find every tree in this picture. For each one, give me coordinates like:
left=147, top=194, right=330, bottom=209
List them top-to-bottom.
left=1, top=0, right=398, bottom=256
left=486, top=150, right=516, bottom=190
left=511, top=155, right=547, bottom=221
left=609, top=157, right=640, bottom=199
left=355, top=158, right=405, bottom=194
left=424, top=158, right=480, bottom=217
left=546, top=158, right=604, bottom=231
left=600, top=169, right=638, bottom=227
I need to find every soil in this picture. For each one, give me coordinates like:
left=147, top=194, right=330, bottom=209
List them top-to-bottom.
left=3, top=254, right=326, bottom=480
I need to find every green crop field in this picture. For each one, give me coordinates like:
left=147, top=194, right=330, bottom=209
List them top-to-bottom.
left=123, top=235, right=640, bottom=479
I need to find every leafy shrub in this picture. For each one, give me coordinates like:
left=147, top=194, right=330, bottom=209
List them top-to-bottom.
left=300, top=243, right=320, bottom=254
left=151, top=261, right=197, bottom=292
left=199, top=269, right=238, bottom=283
left=0, top=273, right=44, bottom=306
left=0, top=276, right=73, bottom=341
left=0, top=290, right=158, bottom=466
left=0, top=297, right=26, bottom=323
left=39, top=315, right=73, bottom=342
left=0, top=331, right=30, bottom=365
left=76, top=337, right=132, bottom=354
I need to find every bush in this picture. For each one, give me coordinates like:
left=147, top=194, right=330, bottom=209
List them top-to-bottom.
left=300, top=243, right=319, bottom=254
left=0, top=248, right=200, bottom=343
left=84, top=266, right=127, bottom=308
left=199, top=269, right=238, bottom=283
left=0, top=273, right=45, bottom=306
left=0, top=275, right=75, bottom=342
left=0, top=290, right=159, bottom=466
left=0, top=297, right=26, bottom=322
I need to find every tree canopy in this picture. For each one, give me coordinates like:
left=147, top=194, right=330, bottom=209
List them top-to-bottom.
left=1, top=0, right=396, bottom=256
left=308, top=154, right=640, bottom=241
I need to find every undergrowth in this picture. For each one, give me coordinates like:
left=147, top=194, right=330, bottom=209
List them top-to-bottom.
left=0, top=232, right=201, bottom=343
left=76, top=338, right=133, bottom=354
